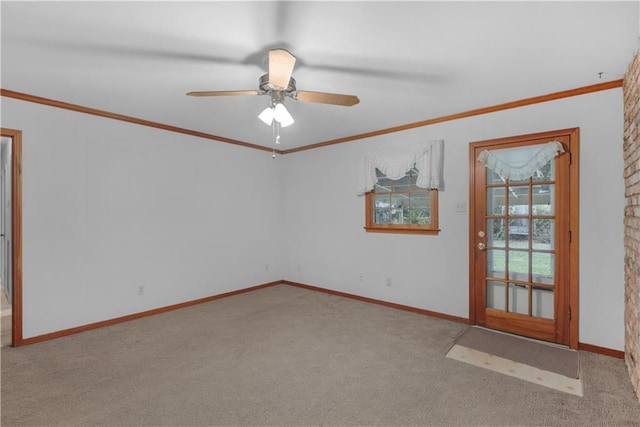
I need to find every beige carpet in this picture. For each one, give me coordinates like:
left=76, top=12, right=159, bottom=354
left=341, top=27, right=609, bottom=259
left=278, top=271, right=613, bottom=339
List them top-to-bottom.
left=2, top=284, right=639, bottom=426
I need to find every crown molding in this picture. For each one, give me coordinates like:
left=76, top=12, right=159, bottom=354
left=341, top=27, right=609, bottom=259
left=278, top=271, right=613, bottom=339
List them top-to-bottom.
left=2, top=79, right=622, bottom=155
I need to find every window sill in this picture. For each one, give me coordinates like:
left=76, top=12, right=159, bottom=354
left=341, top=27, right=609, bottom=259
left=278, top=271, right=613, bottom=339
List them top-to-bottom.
left=364, top=227, right=440, bottom=235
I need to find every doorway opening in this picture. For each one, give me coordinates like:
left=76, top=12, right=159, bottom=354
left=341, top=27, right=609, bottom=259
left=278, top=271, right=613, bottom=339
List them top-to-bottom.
left=0, top=128, right=23, bottom=347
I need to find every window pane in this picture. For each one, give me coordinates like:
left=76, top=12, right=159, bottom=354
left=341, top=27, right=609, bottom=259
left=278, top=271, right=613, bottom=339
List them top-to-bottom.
left=532, top=160, right=554, bottom=182
left=409, top=168, right=419, bottom=185
left=375, top=169, right=393, bottom=192
left=487, top=169, right=505, bottom=185
left=393, top=174, right=412, bottom=192
left=508, top=175, right=530, bottom=184
left=375, top=179, right=393, bottom=193
left=532, top=184, right=554, bottom=215
left=487, top=187, right=506, bottom=215
left=508, top=187, right=529, bottom=211
left=374, top=194, right=391, bottom=224
left=390, top=194, right=408, bottom=224
left=409, top=194, right=431, bottom=225
left=487, top=218, right=505, bottom=248
left=508, top=218, right=529, bottom=243
left=532, top=219, right=554, bottom=249
left=487, top=249, right=505, bottom=279
left=508, top=250, right=529, bottom=281
left=532, top=252, right=554, bottom=285
left=486, top=281, right=505, bottom=310
left=508, top=283, right=529, bottom=315
left=532, top=286, right=554, bottom=319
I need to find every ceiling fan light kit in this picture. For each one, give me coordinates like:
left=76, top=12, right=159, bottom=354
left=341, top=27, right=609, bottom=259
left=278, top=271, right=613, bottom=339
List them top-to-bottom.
left=187, top=48, right=360, bottom=156
left=257, top=87, right=294, bottom=128
left=274, top=103, right=294, bottom=127
left=257, top=105, right=276, bottom=126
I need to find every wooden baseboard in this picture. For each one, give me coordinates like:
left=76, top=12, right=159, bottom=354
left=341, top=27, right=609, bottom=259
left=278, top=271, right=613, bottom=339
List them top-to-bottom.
left=16, top=279, right=626, bottom=360
left=19, top=279, right=468, bottom=347
left=282, top=280, right=469, bottom=325
left=19, top=281, right=282, bottom=346
left=282, top=282, right=625, bottom=359
left=578, top=342, right=625, bottom=359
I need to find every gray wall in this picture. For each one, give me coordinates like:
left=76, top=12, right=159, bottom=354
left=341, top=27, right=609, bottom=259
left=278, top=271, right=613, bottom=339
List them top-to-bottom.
left=1, top=87, right=627, bottom=350
left=282, top=88, right=625, bottom=350
left=2, top=98, right=284, bottom=338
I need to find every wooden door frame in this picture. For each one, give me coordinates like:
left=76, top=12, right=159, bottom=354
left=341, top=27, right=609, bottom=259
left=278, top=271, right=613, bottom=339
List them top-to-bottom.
left=1, top=128, right=23, bottom=347
left=468, top=128, right=579, bottom=349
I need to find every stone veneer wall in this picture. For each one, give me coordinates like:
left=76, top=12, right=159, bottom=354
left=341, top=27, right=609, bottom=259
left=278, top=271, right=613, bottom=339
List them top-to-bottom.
left=624, top=49, right=640, bottom=401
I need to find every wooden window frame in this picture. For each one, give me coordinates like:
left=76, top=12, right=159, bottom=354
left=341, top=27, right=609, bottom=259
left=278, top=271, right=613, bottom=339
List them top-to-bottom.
left=364, top=188, right=439, bottom=235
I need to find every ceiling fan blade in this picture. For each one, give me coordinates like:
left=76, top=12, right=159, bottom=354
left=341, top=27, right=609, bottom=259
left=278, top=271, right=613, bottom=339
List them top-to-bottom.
left=269, top=49, right=296, bottom=90
left=186, top=90, right=261, bottom=97
left=292, top=90, right=360, bottom=106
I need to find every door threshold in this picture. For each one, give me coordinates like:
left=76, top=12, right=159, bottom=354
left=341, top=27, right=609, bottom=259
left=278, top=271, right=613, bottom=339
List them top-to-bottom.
left=474, top=325, right=573, bottom=351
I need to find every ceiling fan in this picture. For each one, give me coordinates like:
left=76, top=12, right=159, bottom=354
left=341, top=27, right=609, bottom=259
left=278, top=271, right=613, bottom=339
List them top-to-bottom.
left=186, top=48, right=360, bottom=134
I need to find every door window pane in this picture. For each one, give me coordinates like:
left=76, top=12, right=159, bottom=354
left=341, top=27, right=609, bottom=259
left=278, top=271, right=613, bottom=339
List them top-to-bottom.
left=532, top=160, right=554, bottom=182
left=487, top=169, right=505, bottom=185
left=508, top=175, right=530, bottom=184
left=532, top=185, right=553, bottom=214
left=487, top=187, right=506, bottom=215
left=508, top=188, right=530, bottom=212
left=487, top=218, right=505, bottom=248
left=508, top=218, right=529, bottom=244
left=532, top=219, right=554, bottom=249
left=487, top=249, right=505, bottom=279
left=508, top=250, right=529, bottom=281
left=532, top=252, right=554, bottom=285
left=486, top=281, right=505, bottom=310
left=508, top=283, right=529, bottom=315
left=532, top=286, right=554, bottom=319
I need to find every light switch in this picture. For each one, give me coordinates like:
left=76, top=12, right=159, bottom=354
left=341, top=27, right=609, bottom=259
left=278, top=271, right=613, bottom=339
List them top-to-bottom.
left=455, top=201, right=467, bottom=213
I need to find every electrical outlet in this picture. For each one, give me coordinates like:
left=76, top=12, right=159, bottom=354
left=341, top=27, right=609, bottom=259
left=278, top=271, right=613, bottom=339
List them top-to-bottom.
left=265, top=264, right=269, bottom=271
left=297, top=265, right=301, bottom=271
left=359, top=275, right=364, bottom=282
left=386, top=278, right=392, bottom=287
left=137, top=285, right=145, bottom=296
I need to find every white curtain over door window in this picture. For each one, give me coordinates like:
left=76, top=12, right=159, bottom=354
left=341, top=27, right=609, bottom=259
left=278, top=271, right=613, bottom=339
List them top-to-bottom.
left=356, top=140, right=444, bottom=196
left=476, top=140, right=565, bottom=181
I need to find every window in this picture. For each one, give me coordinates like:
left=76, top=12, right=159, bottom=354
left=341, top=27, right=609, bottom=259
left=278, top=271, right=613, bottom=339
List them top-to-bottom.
left=365, top=168, right=439, bottom=235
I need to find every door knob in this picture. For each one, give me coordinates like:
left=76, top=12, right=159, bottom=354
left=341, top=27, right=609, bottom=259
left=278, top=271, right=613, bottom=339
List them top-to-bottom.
left=477, top=242, right=486, bottom=251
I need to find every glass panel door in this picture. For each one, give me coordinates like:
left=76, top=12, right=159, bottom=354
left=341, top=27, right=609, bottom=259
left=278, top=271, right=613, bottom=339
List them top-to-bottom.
left=471, top=130, right=575, bottom=346
left=484, top=153, right=556, bottom=320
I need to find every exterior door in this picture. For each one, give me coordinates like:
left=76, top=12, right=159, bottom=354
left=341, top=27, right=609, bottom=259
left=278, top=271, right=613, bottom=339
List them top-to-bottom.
left=469, top=128, right=579, bottom=348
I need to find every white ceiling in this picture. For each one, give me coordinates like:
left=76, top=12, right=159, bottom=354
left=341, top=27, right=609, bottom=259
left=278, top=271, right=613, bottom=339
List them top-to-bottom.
left=1, top=1, right=638, bottom=151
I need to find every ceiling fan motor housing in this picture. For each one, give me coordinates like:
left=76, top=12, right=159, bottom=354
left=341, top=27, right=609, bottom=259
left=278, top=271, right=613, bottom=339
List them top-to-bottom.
left=259, top=74, right=297, bottom=95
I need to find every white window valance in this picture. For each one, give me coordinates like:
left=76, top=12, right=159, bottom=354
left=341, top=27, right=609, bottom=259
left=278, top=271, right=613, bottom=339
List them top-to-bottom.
left=356, top=139, right=444, bottom=196
left=476, top=141, right=565, bottom=181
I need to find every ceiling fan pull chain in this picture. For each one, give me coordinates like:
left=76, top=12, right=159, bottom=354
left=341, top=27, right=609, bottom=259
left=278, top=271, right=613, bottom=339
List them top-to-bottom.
left=271, top=120, right=281, bottom=158
left=275, top=121, right=281, bottom=145
left=272, top=122, right=276, bottom=158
